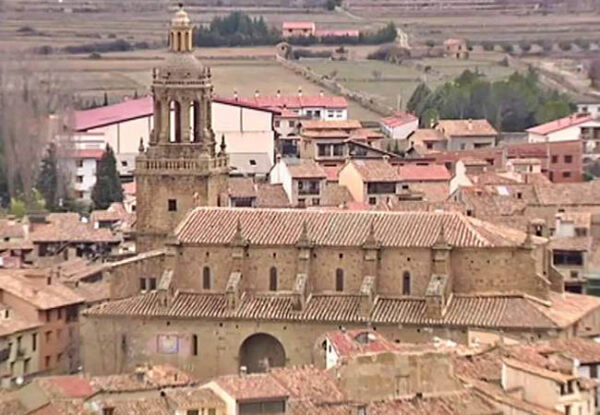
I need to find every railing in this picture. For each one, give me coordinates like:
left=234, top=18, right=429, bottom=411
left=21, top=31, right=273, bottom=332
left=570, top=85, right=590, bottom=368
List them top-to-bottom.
left=136, top=155, right=228, bottom=173
left=299, top=188, right=320, bottom=195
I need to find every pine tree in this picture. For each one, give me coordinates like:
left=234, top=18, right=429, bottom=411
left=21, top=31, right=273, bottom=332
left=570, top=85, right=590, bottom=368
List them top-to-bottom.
left=406, top=83, right=431, bottom=116
left=36, top=143, right=59, bottom=210
left=91, top=145, right=123, bottom=210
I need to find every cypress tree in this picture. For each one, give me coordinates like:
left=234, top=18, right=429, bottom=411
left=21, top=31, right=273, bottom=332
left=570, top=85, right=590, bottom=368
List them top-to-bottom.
left=36, top=143, right=59, bottom=210
left=91, top=145, right=123, bottom=210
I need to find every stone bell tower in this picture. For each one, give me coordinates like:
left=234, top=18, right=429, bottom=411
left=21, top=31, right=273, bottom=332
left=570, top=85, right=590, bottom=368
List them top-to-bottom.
left=136, top=5, right=229, bottom=252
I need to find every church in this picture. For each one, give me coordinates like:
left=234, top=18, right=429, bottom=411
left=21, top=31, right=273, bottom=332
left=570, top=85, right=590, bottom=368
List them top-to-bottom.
left=80, top=7, right=600, bottom=381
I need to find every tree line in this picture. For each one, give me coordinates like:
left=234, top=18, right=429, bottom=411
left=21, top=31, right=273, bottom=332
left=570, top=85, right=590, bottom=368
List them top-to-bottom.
left=194, top=12, right=396, bottom=47
left=407, top=69, right=575, bottom=132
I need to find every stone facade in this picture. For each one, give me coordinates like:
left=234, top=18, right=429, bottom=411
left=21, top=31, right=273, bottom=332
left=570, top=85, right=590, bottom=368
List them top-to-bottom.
left=135, top=7, right=229, bottom=252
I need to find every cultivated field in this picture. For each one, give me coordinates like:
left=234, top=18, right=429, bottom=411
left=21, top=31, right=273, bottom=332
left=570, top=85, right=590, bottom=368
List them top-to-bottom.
left=301, top=53, right=515, bottom=109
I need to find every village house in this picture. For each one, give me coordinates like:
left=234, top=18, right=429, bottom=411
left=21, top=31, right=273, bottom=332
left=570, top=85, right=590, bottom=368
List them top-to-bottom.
left=281, top=21, right=316, bottom=38
left=444, top=38, right=470, bottom=59
left=577, top=99, right=600, bottom=119
left=379, top=111, right=419, bottom=140
left=436, top=119, right=498, bottom=151
left=408, top=128, right=447, bottom=153
left=64, top=148, right=105, bottom=203
left=270, top=158, right=327, bottom=207
left=338, top=159, right=402, bottom=205
left=397, top=164, right=451, bottom=202
left=220, top=177, right=289, bottom=208
left=0, top=270, right=83, bottom=382
left=456, top=338, right=600, bottom=415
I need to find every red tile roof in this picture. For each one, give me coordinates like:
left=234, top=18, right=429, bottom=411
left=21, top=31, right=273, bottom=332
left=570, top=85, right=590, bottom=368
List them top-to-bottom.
left=381, top=112, right=418, bottom=129
left=526, top=113, right=591, bottom=135
left=438, top=119, right=497, bottom=137
left=302, top=120, right=360, bottom=130
left=287, top=159, right=327, bottom=179
left=349, top=159, right=400, bottom=182
left=397, top=165, right=451, bottom=182
left=324, top=166, right=339, bottom=182
left=173, top=208, right=534, bottom=248
left=0, top=271, right=84, bottom=310
left=84, top=291, right=580, bottom=330
left=326, top=329, right=399, bottom=358
left=215, top=373, right=289, bottom=401
left=35, top=375, right=96, bottom=399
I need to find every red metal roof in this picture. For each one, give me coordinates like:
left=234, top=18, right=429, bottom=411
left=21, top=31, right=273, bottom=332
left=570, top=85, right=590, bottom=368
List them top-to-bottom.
left=282, top=21, right=315, bottom=30
left=73, top=96, right=278, bottom=131
left=74, top=97, right=153, bottom=131
left=526, top=113, right=591, bottom=135
left=70, top=149, right=105, bottom=160
left=397, top=164, right=451, bottom=182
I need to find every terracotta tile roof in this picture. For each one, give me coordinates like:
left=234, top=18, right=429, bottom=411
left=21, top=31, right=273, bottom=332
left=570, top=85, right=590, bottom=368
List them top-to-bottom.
left=242, top=95, right=347, bottom=110
left=381, top=112, right=418, bottom=129
left=526, top=113, right=591, bottom=135
left=438, top=119, right=497, bottom=137
left=302, top=120, right=361, bottom=130
left=348, top=128, right=384, bottom=140
left=410, top=128, right=445, bottom=142
left=302, top=129, right=349, bottom=139
left=287, top=159, right=327, bottom=179
left=348, top=159, right=400, bottom=182
left=397, top=165, right=451, bottom=182
left=226, top=177, right=257, bottom=199
left=534, top=181, right=600, bottom=206
left=408, top=182, right=450, bottom=203
left=320, top=183, right=353, bottom=207
left=255, top=184, right=291, bottom=208
left=90, top=203, right=129, bottom=224
left=173, top=208, right=533, bottom=248
left=29, top=213, right=119, bottom=243
left=0, top=220, right=25, bottom=239
left=52, top=258, right=108, bottom=282
left=0, top=271, right=84, bottom=310
left=72, top=281, right=111, bottom=304
left=85, top=291, right=583, bottom=331
left=531, top=291, right=600, bottom=329
left=326, top=329, right=399, bottom=359
left=514, top=337, right=600, bottom=365
left=452, top=347, right=503, bottom=382
left=503, top=357, right=574, bottom=382
left=90, top=364, right=195, bottom=392
left=270, top=366, right=345, bottom=403
left=215, top=372, right=289, bottom=401
left=34, top=375, right=97, bottom=399
left=465, top=378, right=561, bottom=415
left=163, top=387, right=225, bottom=409
left=367, top=390, right=499, bottom=415
left=0, top=396, right=26, bottom=415
left=90, top=397, right=171, bottom=415
left=28, top=401, right=86, bottom=415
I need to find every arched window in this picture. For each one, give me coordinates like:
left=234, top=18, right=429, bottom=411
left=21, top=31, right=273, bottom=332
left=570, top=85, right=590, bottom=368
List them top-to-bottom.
left=202, top=266, right=211, bottom=290
left=269, top=267, right=278, bottom=291
left=335, top=269, right=344, bottom=292
left=402, top=271, right=411, bottom=295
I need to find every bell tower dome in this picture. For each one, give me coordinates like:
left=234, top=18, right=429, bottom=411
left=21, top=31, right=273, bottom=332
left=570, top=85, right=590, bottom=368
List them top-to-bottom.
left=135, top=5, right=228, bottom=252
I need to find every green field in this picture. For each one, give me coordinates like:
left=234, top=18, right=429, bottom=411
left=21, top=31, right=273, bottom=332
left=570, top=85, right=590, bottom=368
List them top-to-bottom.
left=301, top=54, right=516, bottom=110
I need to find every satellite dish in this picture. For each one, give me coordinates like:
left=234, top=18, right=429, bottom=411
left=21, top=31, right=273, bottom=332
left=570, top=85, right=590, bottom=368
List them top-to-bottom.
left=15, top=376, right=24, bottom=386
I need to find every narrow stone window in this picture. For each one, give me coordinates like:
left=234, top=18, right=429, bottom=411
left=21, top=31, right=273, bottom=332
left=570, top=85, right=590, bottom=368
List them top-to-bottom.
left=168, top=199, right=177, bottom=212
left=203, top=266, right=211, bottom=290
left=269, top=267, right=278, bottom=291
left=335, top=269, right=344, bottom=292
left=402, top=271, right=411, bottom=295
left=192, top=334, right=198, bottom=356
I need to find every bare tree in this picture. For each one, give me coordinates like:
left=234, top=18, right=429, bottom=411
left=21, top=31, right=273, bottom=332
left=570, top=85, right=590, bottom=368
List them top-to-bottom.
left=0, top=53, right=74, bottom=203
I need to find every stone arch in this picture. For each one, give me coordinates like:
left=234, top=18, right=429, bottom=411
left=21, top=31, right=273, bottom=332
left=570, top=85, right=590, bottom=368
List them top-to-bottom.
left=170, top=100, right=182, bottom=142
left=239, top=333, right=285, bottom=373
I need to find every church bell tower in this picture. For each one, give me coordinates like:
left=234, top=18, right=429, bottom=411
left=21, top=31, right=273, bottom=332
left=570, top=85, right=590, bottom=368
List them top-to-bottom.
left=136, top=5, right=229, bottom=252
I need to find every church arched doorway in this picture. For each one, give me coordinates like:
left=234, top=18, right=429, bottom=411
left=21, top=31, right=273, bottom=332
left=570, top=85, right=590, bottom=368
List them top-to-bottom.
left=239, top=333, right=286, bottom=373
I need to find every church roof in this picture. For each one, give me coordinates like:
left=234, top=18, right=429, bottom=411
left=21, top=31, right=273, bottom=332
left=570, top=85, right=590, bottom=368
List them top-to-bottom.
left=174, top=208, right=539, bottom=248
left=83, top=291, right=598, bottom=331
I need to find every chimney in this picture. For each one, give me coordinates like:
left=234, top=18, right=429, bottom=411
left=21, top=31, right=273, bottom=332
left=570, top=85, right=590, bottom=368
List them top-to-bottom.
left=298, top=86, right=303, bottom=97
left=233, top=89, right=238, bottom=101
left=254, top=89, right=260, bottom=98
left=276, top=89, right=281, bottom=98
left=319, top=89, right=324, bottom=97
left=467, top=119, right=473, bottom=130
left=46, top=276, right=52, bottom=286
left=135, top=366, right=145, bottom=383
left=240, top=366, right=248, bottom=377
